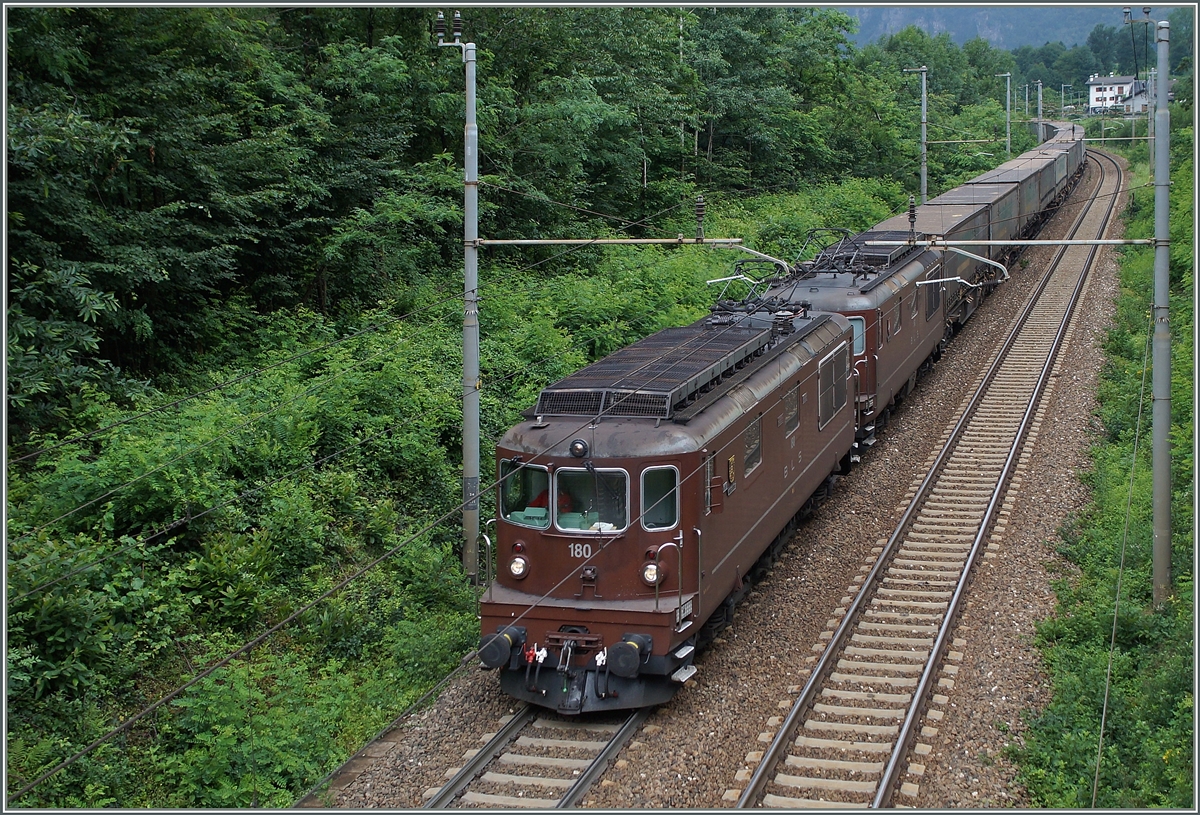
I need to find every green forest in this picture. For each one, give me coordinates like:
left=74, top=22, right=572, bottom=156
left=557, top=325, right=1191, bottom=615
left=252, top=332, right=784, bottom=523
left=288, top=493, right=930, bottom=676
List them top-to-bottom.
left=5, top=6, right=1193, bottom=807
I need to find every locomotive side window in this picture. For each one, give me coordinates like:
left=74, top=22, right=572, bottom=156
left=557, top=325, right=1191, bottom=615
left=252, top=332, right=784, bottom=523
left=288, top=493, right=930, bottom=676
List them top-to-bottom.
left=925, top=270, right=941, bottom=320
left=910, top=288, right=920, bottom=320
left=847, top=317, right=865, bottom=355
left=818, top=343, right=849, bottom=429
left=783, top=385, right=800, bottom=435
left=744, top=415, right=763, bottom=474
left=704, top=453, right=715, bottom=514
left=499, top=461, right=551, bottom=528
left=641, top=467, right=679, bottom=530
left=555, top=468, right=628, bottom=532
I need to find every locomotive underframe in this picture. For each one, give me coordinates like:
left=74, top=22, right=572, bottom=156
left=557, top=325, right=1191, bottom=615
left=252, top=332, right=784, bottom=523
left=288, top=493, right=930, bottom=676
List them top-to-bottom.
left=481, top=312, right=856, bottom=714
left=481, top=586, right=697, bottom=713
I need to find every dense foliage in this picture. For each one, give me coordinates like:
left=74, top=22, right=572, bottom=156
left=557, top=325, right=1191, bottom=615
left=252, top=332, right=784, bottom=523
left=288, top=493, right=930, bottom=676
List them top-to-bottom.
left=5, top=6, right=1192, bottom=807
left=7, top=7, right=1036, bottom=441
left=1013, top=122, right=1194, bottom=806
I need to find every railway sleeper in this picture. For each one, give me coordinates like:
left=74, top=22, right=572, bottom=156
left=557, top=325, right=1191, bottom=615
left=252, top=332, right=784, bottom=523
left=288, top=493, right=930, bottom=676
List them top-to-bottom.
left=840, top=657, right=921, bottom=676
left=813, top=702, right=907, bottom=720
left=785, top=754, right=886, bottom=775
left=479, top=771, right=573, bottom=789
left=774, top=772, right=878, bottom=794
left=460, top=790, right=559, bottom=809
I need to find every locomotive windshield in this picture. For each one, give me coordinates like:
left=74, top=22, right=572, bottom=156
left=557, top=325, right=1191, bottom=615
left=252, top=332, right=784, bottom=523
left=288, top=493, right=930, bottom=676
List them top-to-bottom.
left=499, top=461, right=550, bottom=528
left=554, top=468, right=628, bottom=532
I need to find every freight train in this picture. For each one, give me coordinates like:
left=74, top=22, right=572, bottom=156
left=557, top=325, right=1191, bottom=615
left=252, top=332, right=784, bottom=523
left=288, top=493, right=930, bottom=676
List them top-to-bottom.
left=476, top=123, right=1086, bottom=714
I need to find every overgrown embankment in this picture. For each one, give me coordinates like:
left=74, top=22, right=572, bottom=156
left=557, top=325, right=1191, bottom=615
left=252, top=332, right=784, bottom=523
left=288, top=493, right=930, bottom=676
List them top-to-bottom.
left=1014, top=124, right=1193, bottom=807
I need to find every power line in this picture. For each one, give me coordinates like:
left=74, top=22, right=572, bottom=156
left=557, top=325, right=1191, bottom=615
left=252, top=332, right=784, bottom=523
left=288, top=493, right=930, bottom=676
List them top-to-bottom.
left=1091, top=307, right=1153, bottom=807
left=5, top=482, right=473, bottom=807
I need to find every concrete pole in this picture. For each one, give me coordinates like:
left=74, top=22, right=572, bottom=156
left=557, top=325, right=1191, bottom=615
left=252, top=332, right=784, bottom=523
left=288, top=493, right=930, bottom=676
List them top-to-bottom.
left=439, top=11, right=480, bottom=583
left=1151, top=20, right=1171, bottom=605
left=462, top=37, right=481, bottom=584
left=905, top=66, right=928, bottom=203
left=920, top=67, right=927, bottom=204
left=1148, top=68, right=1156, bottom=166
left=997, top=72, right=1012, bottom=157
left=1006, top=75, right=1012, bottom=157
left=1036, top=80, right=1043, bottom=125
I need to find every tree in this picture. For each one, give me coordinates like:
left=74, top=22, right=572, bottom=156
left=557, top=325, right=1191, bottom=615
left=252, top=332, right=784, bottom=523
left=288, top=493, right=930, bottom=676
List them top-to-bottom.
left=6, top=7, right=437, bottom=436
left=1087, top=24, right=1120, bottom=73
left=1052, top=46, right=1101, bottom=93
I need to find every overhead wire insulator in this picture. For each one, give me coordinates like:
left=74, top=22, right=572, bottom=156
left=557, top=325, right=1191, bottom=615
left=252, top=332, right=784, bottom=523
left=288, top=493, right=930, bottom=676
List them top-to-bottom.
left=452, top=10, right=463, bottom=40
left=435, top=11, right=446, bottom=41
left=695, top=195, right=706, bottom=242
left=908, top=195, right=917, bottom=243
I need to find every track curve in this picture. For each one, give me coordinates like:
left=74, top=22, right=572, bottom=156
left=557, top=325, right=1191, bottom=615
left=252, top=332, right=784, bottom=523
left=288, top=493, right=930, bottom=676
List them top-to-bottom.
left=734, top=150, right=1124, bottom=809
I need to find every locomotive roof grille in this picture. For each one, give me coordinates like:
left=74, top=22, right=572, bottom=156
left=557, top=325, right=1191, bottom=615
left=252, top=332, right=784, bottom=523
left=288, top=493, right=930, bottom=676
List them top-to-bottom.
left=852, top=230, right=924, bottom=267
left=534, top=325, right=771, bottom=419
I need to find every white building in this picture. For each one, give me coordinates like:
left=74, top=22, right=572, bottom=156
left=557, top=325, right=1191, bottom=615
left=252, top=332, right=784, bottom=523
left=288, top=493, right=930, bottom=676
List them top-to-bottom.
left=1086, top=73, right=1144, bottom=113
left=1124, top=78, right=1177, bottom=113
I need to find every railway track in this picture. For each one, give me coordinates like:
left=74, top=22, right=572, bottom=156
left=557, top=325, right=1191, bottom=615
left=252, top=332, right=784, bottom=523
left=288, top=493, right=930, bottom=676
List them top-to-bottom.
left=732, top=150, right=1124, bottom=810
left=421, top=705, right=651, bottom=808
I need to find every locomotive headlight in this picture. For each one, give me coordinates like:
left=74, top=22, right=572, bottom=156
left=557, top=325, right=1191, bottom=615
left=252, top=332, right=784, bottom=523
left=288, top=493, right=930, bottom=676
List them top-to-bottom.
left=569, top=438, right=589, bottom=458
left=509, top=556, right=529, bottom=579
left=641, top=561, right=664, bottom=586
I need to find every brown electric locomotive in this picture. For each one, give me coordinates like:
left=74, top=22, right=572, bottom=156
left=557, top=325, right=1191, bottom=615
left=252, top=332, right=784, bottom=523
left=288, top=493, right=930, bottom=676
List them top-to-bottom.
left=479, top=305, right=855, bottom=713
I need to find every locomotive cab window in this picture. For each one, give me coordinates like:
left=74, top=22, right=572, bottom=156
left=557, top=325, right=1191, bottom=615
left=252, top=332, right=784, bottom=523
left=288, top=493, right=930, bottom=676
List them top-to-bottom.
left=847, top=317, right=865, bottom=355
left=818, top=343, right=849, bottom=429
left=500, top=461, right=551, bottom=528
left=641, top=466, right=679, bottom=530
left=554, top=468, right=628, bottom=532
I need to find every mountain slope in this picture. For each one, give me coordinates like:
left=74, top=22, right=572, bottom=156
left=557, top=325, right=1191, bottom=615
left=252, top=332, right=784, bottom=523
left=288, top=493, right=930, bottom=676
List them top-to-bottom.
left=842, top=6, right=1136, bottom=49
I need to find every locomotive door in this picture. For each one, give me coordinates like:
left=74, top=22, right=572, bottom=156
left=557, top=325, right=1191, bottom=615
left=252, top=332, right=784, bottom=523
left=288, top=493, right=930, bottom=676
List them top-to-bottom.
left=846, top=313, right=875, bottom=424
